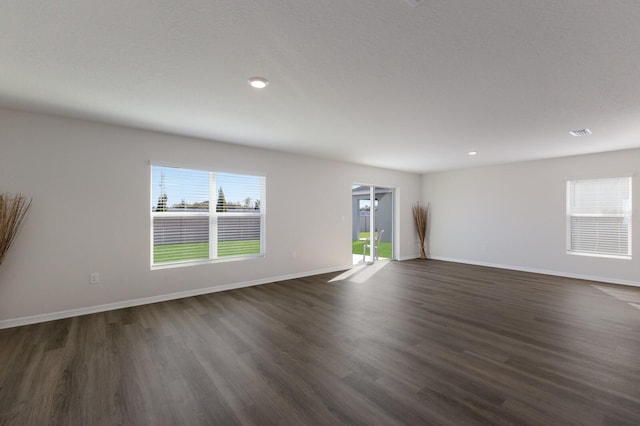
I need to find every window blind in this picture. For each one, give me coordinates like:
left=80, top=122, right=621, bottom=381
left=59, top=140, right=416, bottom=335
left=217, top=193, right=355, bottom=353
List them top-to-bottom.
left=151, top=165, right=265, bottom=266
left=215, top=173, right=264, bottom=258
left=567, top=177, right=631, bottom=258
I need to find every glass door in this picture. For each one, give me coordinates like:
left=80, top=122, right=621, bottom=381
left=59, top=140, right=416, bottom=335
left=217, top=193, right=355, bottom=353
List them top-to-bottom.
left=352, top=185, right=394, bottom=264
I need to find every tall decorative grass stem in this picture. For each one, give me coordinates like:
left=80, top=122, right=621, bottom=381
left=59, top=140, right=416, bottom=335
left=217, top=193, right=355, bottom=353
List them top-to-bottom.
left=0, top=193, right=32, bottom=268
left=413, top=202, right=428, bottom=259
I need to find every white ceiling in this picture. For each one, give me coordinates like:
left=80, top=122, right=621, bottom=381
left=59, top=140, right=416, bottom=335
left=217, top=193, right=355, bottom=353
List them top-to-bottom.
left=2, top=1, right=640, bottom=173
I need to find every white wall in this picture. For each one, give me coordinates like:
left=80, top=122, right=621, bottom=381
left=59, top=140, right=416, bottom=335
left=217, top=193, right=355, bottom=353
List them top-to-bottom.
left=0, top=108, right=421, bottom=325
left=422, top=149, right=640, bottom=286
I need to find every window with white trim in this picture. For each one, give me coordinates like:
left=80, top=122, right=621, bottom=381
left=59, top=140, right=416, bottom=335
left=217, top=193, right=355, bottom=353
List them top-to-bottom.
left=151, top=165, right=265, bottom=267
left=566, top=177, right=631, bottom=258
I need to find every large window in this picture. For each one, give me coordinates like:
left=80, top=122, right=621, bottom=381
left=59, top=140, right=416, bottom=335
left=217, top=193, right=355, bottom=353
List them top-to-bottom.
left=151, top=165, right=265, bottom=267
left=566, top=177, right=631, bottom=258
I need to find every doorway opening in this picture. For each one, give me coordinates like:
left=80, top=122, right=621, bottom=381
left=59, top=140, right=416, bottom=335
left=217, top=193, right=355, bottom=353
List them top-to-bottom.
left=352, top=185, right=394, bottom=264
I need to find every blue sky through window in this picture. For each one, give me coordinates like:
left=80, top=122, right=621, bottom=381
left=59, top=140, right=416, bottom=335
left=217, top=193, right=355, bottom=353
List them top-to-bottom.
left=152, top=166, right=262, bottom=210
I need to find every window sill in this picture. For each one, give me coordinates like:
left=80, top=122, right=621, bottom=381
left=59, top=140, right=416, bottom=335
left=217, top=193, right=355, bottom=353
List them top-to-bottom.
left=566, top=251, right=631, bottom=260
left=151, top=254, right=265, bottom=270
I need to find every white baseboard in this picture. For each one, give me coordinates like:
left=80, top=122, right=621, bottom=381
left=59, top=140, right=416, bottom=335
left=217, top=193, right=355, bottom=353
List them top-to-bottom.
left=429, top=256, right=640, bottom=288
left=0, top=264, right=353, bottom=329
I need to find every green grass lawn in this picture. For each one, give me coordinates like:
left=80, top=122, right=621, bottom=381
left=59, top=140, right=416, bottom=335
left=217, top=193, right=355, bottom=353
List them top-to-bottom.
left=353, top=232, right=392, bottom=259
left=154, top=240, right=260, bottom=264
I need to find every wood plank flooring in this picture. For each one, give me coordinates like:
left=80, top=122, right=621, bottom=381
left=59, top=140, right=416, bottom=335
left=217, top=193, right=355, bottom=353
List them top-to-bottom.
left=1, top=259, right=640, bottom=425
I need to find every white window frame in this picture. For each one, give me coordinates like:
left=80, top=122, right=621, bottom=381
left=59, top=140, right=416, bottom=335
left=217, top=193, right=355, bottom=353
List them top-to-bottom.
left=150, top=165, right=266, bottom=269
left=566, top=176, right=632, bottom=259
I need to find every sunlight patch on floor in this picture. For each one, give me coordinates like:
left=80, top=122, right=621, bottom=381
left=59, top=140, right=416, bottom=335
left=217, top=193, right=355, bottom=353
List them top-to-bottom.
left=329, top=259, right=390, bottom=283
left=328, top=266, right=364, bottom=282
left=593, top=285, right=640, bottom=311
left=593, top=285, right=640, bottom=303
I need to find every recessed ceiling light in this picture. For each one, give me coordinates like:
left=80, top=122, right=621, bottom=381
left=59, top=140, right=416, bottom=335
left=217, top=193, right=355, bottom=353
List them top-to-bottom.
left=248, top=77, right=269, bottom=89
left=569, top=128, right=592, bottom=137
left=468, top=151, right=478, bottom=156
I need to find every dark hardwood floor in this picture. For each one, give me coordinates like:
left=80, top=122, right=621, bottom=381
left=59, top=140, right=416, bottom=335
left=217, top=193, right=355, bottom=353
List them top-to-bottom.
left=1, top=259, right=640, bottom=425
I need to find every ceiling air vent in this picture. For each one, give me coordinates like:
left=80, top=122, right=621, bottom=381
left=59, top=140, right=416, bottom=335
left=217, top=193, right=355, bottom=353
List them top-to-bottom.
left=405, top=0, right=425, bottom=7
left=569, top=129, right=592, bottom=137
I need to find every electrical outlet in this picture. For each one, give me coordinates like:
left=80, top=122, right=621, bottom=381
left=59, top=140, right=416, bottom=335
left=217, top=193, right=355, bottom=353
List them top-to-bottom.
left=90, top=272, right=100, bottom=284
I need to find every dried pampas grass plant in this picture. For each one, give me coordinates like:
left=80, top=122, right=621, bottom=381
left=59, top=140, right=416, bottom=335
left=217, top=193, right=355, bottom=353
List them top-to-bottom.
left=0, top=193, right=32, bottom=268
left=412, top=202, right=428, bottom=259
